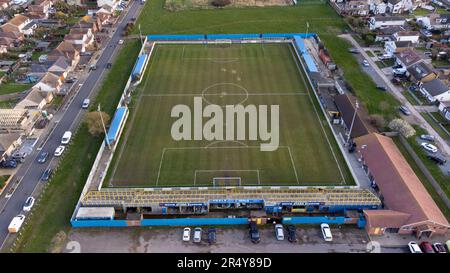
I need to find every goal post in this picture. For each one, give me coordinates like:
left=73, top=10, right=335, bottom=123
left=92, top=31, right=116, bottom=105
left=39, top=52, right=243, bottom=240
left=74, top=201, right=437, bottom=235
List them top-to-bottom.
left=213, top=177, right=242, bottom=187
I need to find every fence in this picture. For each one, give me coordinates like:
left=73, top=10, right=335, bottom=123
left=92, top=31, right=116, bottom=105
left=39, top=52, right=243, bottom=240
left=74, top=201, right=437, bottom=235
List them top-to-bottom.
left=147, top=33, right=316, bottom=41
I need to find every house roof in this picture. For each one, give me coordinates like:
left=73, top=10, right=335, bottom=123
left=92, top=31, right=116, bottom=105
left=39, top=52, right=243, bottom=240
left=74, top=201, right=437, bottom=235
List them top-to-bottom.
left=387, top=0, right=402, bottom=5
left=8, top=14, right=29, bottom=27
left=372, top=16, right=405, bottom=22
left=378, top=26, right=405, bottom=35
left=396, top=31, right=420, bottom=37
left=65, top=33, right=85, bottom=40
left=394, top=41, right=413, bottom=48
left=395, top=49, right=422, bottom=67
left=49, top=56, right=70, bottom=71
left=407, top=61, right=435, bottom=81
left=37, top=72, right=60, bottom=88
left=422, top=79, right=449, bottom=97
left=15, top=88, right=46, bottom=108
left=334, top=93, right=372, bottom=138
left=0, top=132, right=21, bottom=153
left=354, top=133, right=449, bottom=228
left=364, top=209, right=412, bottom=229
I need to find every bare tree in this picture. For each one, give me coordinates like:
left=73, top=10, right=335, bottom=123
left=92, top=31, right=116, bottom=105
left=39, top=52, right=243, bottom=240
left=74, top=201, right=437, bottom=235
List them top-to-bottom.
left=85, top=111, right=111, bottom=137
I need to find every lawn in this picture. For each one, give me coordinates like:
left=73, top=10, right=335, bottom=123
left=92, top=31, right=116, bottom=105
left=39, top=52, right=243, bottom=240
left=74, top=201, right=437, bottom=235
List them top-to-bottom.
left=135, top=0, right=400, bottom=119
left=13, top=41, right=141, bottom=253
left=108, top=43, right=353, bottom=187
left=0, top=83, right=33, bottom=95
left=420, top=112, right=450, bottom=140
left=393, top=137, right=450, bottom=222
left=0, top=175, right=10, bottom=190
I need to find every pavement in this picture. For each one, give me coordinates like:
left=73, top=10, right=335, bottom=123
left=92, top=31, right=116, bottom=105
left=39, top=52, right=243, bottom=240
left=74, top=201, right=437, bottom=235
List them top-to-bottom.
left=0, top=0, right=143, bottom=251
left=62, top=226, right=408, bottom=253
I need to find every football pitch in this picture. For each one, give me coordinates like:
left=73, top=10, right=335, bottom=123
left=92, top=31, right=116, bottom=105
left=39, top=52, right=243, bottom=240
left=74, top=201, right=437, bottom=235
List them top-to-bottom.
left=106, top=42, right=354, bottom=187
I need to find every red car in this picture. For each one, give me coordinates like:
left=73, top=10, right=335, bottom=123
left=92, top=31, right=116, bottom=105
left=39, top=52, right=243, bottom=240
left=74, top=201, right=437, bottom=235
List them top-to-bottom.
left=419, top=241, right=435, bottom=253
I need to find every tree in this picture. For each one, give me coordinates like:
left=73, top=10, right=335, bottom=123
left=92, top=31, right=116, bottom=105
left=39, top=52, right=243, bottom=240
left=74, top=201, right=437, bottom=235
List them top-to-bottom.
left=85, top=111, right=110, bottom=137
left=369, top=114, right=386, bottom=131
left=388, top=118, right=416, bottom=138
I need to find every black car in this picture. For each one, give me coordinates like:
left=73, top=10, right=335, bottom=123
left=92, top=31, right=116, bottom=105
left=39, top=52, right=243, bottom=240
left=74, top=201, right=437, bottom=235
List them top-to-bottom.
left=106, top=63, right=112, bottom=69
left=376, top=86, right=387, bottom=91
left=37, top=152, right=49, bottom=163
left=427, top=155, right=447, bottom=165
left=1, top=159, right=17, bottom=168
left=41, top=168, right=53, bottom=181
left=249, top=222, right=260, bottom=244
left=286, top=225, right=297, bottom=243
left=207, top=227, right=216, bottom=244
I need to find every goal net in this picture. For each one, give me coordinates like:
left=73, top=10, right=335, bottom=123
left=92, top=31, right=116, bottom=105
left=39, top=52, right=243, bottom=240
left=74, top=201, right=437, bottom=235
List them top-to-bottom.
left=213, top=177, right=242, bottom=187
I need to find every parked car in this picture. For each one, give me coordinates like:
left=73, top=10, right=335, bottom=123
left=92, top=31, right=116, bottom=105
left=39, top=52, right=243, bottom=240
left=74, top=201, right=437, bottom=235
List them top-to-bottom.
left=118, top=39, right=124, bottom=45
left=348, top=48, right=359, bottom=54
left=379, top=54, right=392, bottom=60
left=362, top=60, right=369, bottom=67
left=106, top=63, right=112, bottom=69
left=89, top=64, right=97, bottom=71
left=393, top=67, right=407, bottom=75
left=391, top=77, right=402, bottom=85
left=409, top=85, right=418, bottom=92
left=376, top=86, right=387, bottom=91
left=82, top=98, right=90, bottom=109
left=399, top=105, right=411, bottom=115
left=61, top=131, right=72, bottom=145
left=420, top=134, right=435, bottom=142
left=421, top=142, right=438, bottom=153
left=54, top=145, right=65, bottom=157
left=37, top=151, right=49, bottom=163
left=427, top=155, right=446, bottom=165
left=1, top=159, right=17, bottom=168
left=40, top=168, right=53, bottom=181
left=23, top=196, right=35, bottom=212
left=8, top=214, right=25, bottom=233
left=249, top=222, right=260, bottom=244
left=321, top=223, right=333, bottom=242
left=274, top=224, right=284, bottom=241
left=286, top=225, right=297, bottom=243
left=182, top=227, right=191, bottom=242
left=193, top=227, right=202, bottom=243
left=207, top=227, right=216, bottom=244
left=445, top=240, right=450, bottom=252
left=408, top=241, right=422, bottom=253
left=419, top=241, right=435, bottom=253
left=433, top=242, right=447, bottom=253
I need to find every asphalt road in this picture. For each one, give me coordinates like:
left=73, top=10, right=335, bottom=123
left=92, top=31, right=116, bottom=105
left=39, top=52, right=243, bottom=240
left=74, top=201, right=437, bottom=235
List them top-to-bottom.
left=0, top=0, right=142, bottom=250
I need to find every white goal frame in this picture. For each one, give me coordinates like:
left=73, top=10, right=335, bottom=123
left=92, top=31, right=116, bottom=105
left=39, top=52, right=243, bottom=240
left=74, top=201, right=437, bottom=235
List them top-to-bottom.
left=213, top=177, right=242, bottom=187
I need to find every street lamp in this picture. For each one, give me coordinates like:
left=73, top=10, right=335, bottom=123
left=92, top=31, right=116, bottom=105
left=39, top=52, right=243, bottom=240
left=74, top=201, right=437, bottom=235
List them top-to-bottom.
left=346, top=100, right=359, bottom=145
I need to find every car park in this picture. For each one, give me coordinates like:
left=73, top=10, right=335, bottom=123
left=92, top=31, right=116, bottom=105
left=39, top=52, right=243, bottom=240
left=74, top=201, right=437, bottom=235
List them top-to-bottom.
left=399, top=105, right=411, bottom=115
left=61, top=131, right=72, bottom=145
left=420, top=134, right=435, bottom=142
left=421, top=142, right=438, bottom=153
left=54, top=146, right=65, bottom=157
left=37, top=151, right=49, bottom=163
left=427, top=155, right=446, bottom=165
left=40, top=168, right=53, bottom=181
left=23, top=196, right=35, bottom=212
left=249, top=222, right=260, bottom=244
left=321, top=223, right=333, bottom=242
left=274, top=224, right=284, bottom=241
left=286, top=225, right=297, bottom=243
left=182, top=227, right=191, bottom=242
left=193, top=227, right=202, bottom=243
left=207, top=228, right=216, bottom=244
left=408, top=241, right=422, bottom=253
left=419, top=241, right=435, bottom=253
left=433, top=242, right=447, bottom=253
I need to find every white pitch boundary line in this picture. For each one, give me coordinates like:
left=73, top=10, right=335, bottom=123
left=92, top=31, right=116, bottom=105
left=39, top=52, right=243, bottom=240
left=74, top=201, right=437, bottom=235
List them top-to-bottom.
left=288, top=45, right=346, bottom=184
left=140, top=92, right=309, bottom=97
left=287, top=145, right=300, bottom=185
left=155, top=147, right=166, bottom=187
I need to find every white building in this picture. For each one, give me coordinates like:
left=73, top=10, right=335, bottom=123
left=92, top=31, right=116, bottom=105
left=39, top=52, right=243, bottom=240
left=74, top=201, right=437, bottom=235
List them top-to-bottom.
left=369, top=16, right=406, bottom=30
left=419, top=79, right=450, bottom=102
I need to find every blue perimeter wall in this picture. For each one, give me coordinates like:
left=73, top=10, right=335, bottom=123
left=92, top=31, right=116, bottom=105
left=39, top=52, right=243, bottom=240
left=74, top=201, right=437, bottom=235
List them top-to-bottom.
left=147, top=33, right=316, bottom=41
left=71, top=216, right=365, bottom=228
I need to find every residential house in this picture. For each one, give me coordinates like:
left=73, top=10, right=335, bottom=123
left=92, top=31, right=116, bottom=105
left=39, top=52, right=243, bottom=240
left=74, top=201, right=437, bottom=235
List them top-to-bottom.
left=0, top=0, right=9, bottom=10
left=28, top=0, right=53, bottom=19
left=97, top=0, right=119, bottom=9
left=329, top=0, right=370, bottom=16
left=369, top=0, right=388, bottom=14
left=387, top=0, right=413, bottom=14
left=96, top=5, right=113, bottom=24
left=430, top=13, right=450, bottom=30
left=0, top=14, right=36, bottom=36
left=75, top=16, right=103, bottom=33
left=369, top=16, right=406, bottom=30
left=375, top=26, right=405, bottom=42
left=393, top=31, right=420, bottom=43
left=64, top=32, right=94, bottom=53
left=384, top=40, right=413, bottom=56
left=48, top=41, right=80, bottom=68
left=395, top=48, right=423, bottom=68
left=48, top=56, right=71, bottom=78
left=407, top=61, right=437, bottom=83
left=32, top=72, right=63, bottom=94
left=419, top=78, right=450, bottom=102
left=15, top=88, right=53, bottom=110
left=438, top=101, right=450, bottom=122
left=0, top=132, right=22, bottom=160
left=355, top=133, right=450, bottom=238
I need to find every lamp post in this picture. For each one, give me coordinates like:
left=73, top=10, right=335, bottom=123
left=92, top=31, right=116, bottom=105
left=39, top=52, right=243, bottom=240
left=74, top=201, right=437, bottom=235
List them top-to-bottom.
left=346, top=100, right=359, bottom=145
left=98, top=104, right=111, bottom=150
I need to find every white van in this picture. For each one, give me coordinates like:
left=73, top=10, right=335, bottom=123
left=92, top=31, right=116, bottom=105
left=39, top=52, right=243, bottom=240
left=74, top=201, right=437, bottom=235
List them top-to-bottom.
left=61, top=131, right=72, bottom=145
left=8, top=215, right=25, bottom=233
left=321, top=223, right=333, bottom=242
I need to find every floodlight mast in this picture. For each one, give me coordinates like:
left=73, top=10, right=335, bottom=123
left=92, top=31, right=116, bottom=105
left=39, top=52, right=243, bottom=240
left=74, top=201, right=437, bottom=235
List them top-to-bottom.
left=346, top=100, right=359, bottom=145
left=98, top=103, right=111, bottom=150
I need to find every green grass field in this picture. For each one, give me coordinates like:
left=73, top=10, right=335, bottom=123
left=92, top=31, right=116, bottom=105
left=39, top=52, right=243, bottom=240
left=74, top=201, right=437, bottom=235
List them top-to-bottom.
left=108, top=43, right=353, bottom=187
